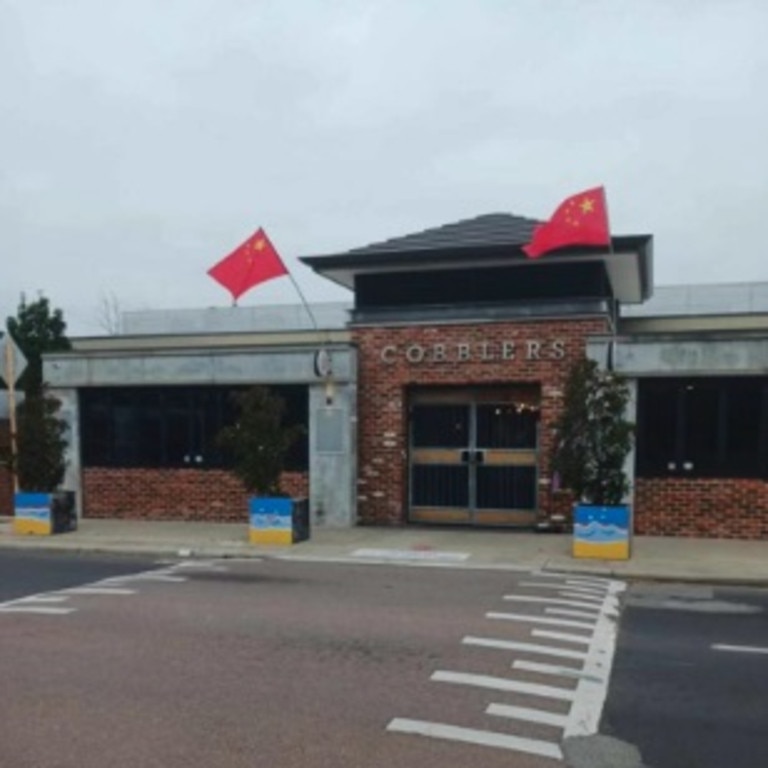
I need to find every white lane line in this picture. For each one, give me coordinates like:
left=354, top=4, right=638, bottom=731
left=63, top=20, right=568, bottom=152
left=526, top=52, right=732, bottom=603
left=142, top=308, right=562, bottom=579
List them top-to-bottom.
left=352, top=548, right=470, bottom=562
left=173, top=560, right=222, bottom=568
left=172, top=562, right=230, bottom=573
left=531, top=571, right=573, bottom=579
left=102, top=573, right=186, bottom=584
left=565, top=578, right=611, bottom=588
left=564, top=579, right=626, bottom=738
left=520, top=582, right=606, bottom=597
left=63, top=587, right=137, bottom=596
left=558, top=587, right=606, bottom=598
left=559, top=591, right=604, bottom=603
left=504, top=594, right=602, bottom=611
left=13, top=595, right=69, bottom=604
left=0, top=606, right=75, bottom=615
left=545, top=607, right=603, bottom=620
left=486, top=612, right=595, bottom=630
left=532, top=629, right=593, bottom=645
left=463, top=636, right=587, bottom=660
left=712, top=644, right=768, bottom=655
left=513, top=659, right=602, bottom=682
left=431, top=670, right=576, bottom=701
left=486, top=703, right=568, bottom=729
left=387, top=718, right=563, bottom=760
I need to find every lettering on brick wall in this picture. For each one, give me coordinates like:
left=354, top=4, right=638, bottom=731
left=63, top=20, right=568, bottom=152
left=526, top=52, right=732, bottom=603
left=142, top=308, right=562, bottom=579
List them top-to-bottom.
left=379, top=340, right=566, bottom=364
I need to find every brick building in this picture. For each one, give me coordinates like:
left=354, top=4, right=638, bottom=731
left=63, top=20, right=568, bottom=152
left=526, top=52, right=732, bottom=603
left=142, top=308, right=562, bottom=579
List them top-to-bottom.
left=40, top=213, right=768, bottom=539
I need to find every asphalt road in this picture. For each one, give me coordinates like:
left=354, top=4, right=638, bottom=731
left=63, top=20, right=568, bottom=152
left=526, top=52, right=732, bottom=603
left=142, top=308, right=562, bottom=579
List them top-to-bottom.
left=0, top=550, right=159, bottom=602
left=8, top=552, right=766, bottom=768
left=2, top=554, right=591, bottom=768
left=602, top=582, right=768, bottom=768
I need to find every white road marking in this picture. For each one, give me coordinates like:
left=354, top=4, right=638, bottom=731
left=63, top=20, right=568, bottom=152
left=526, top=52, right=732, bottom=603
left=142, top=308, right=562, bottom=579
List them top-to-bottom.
left=351, top=548, right=469, bottom=562
left=173, top=560, right=223, bottom=568
left=171, top=561, right=230, bottom=573
left=0, top=563, right=201, bottom=619
left=534, top=572, right=612, bottom=585
left=102, top=573, right=186, bottom=584
left=565, top=577, right=611, bottom=588
left=565, top=577, right=611, bottom=592
left=563, top=579, right=626, bottom=738
left=520, top=581, right=606, bottom=597
left=559, top=587, right=606, bottom=598
left=559, top=591, right=604, bottom=603
left=504, top=594, right=602, bottom=611
left=13, top=595, right=69, bottom=604
left=0, top=605, right=75, bottom=615
left=545, top=607, right=603, bottom=620
left=486, top=611, right=595, bottom=630
left=532, top=629, right=593, bottom=645
left=462, top=636, right=587, bottom=660
left=712, top=644, right=768, bottom=655
left=513, top=659, right=602, bottom=683
left=431, top=670, right=576, bottom=701
left=486, top=703, right=568, bottom=729
left=386, top=718, right=563, bottom=760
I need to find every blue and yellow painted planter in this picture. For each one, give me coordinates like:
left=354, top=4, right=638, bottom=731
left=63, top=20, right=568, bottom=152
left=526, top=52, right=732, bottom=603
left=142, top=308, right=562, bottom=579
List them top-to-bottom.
left=14, top=492, right=77, bottom=536
left=14, top=493, right=56, bottom=535
left=249, top=497, right=309, bottom=546
left=573, top=504, right=631, bottom=560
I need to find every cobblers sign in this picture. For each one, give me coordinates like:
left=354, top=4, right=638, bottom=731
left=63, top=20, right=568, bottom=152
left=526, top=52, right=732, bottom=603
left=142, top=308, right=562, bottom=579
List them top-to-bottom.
left=380, top=339, right=566, bottom=364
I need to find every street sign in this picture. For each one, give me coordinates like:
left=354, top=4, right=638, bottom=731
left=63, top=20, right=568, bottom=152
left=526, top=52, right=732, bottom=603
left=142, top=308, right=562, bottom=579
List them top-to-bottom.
left=0, top=332, right=28, bottom=385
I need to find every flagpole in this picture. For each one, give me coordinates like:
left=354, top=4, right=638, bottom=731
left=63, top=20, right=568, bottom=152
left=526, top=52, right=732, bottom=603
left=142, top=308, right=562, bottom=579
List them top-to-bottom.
left=600, top=186, right=619, bottom=371
left=284, top=271, right=338, bottom=403
left=285, top=273, right=319, bottom=332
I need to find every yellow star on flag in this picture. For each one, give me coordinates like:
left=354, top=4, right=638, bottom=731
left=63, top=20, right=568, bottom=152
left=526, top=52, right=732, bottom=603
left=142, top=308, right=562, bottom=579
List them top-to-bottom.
left=580, top=197, right=595, bottom=214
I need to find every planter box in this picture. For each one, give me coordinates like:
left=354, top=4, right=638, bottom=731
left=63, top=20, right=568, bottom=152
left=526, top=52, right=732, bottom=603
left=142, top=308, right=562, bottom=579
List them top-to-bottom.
left=14, top=491, right=78, bottom=536
left=249, top=497, right=309, bottom=546
left=573, top=504, right=631, bottom=560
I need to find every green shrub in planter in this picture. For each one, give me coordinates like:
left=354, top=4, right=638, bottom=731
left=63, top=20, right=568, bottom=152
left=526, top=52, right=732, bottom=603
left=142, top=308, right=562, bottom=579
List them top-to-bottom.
left=551, top=356, right=634, bottom=559
left=216, top=386, right=307, bottom=545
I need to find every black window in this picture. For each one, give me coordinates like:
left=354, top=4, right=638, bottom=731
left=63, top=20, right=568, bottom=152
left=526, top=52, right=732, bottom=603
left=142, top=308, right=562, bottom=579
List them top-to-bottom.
left=355, top=261, right=611, bottom=311
left=637, top=377, right=766, bottom=479
left=80, top=386, right=308, bottom=471
left=476, top=404, right=538, bottom=450
left=411, top=405, right=469, bottom=448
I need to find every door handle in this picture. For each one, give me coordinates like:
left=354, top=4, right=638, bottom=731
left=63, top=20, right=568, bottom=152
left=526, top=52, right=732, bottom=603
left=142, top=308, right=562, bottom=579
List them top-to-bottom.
left=461, top=450, right=471, bottom=463
left=475, top=450, right=485, bottom=464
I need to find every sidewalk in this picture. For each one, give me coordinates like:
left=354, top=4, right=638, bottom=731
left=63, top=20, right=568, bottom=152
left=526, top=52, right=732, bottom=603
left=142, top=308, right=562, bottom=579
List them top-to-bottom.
left=1, top=517, right=767, bottom=585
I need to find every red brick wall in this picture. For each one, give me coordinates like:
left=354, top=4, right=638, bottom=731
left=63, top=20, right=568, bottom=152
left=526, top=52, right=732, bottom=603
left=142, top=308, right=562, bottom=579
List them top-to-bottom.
left=353, top=318, right=610, bottom=525
left=83, top=468, right=309, bottom=521
left=635, top=478, right=768, bottom=539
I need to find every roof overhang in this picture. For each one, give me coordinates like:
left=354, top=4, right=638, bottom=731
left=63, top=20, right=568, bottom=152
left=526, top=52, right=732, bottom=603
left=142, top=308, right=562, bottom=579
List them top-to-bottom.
left=301, top=234, right=654, bottom=304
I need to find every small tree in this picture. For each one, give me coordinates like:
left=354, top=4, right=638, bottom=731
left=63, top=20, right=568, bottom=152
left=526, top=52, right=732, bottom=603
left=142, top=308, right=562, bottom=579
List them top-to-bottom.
left=5, top=294, right=71, bottom=492
left=7, top=294, right=71, bottom=395
left=551, top=356, right=634, bottom=506
left=216, top=386, right=304, bottom=496
left=15, top=391, right=68, bottom=492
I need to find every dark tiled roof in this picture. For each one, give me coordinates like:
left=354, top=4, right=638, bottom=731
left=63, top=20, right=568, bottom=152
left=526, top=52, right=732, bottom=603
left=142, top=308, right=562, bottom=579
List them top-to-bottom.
left=345, top=213, right=541, bottom=255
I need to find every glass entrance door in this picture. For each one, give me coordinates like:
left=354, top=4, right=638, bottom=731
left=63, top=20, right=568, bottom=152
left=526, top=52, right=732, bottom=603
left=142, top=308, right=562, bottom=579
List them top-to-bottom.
left=408, top=392, right=539, bottom=526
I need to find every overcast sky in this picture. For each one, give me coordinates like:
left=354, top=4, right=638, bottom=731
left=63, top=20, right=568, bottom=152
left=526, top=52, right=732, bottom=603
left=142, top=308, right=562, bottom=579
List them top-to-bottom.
left=2, top=0, right=766, bottom=335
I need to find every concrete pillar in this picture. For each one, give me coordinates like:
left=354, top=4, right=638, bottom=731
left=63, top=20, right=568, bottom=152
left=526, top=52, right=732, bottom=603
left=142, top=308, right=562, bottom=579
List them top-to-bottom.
left=308, top=379, right=357, bottom=528
left=50, top=387, right=82, bottom=517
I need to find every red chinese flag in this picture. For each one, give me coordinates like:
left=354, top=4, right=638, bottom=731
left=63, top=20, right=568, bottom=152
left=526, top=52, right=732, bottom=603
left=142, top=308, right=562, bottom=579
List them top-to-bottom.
left=523, top=187, right=610, bottom=259
left=207, top=227, right=289, bottom=301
